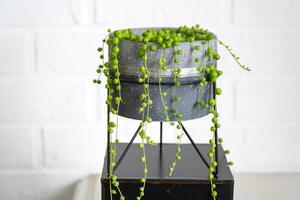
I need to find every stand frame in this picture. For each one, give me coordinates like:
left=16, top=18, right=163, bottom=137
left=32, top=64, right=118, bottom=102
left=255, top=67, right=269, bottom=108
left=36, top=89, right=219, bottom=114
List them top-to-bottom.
left=106, top=82, right=219, bottom=176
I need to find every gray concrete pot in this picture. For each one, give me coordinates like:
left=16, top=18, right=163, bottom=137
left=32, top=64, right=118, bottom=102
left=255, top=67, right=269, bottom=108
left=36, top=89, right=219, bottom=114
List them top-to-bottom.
left=110, top=28, right=217, bottom=121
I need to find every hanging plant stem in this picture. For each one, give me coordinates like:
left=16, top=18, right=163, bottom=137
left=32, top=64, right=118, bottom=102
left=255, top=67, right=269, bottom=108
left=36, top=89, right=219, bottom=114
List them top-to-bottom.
left=217, top=39, right=251, bottom=71
left=167, top=47, right=185, bottom=176
left=158, top=49, right=171, bottom=123
left=168, top=123, right=184, bottom=176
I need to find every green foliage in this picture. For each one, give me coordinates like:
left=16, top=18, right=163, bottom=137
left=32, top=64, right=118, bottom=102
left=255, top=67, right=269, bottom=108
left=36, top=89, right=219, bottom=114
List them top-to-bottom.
left=94, top=24, right=250, bottom=200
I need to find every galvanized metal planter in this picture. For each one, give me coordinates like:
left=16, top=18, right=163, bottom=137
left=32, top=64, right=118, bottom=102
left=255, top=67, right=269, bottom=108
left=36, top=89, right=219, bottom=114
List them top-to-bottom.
left=110, top=28, right=217, bottom=121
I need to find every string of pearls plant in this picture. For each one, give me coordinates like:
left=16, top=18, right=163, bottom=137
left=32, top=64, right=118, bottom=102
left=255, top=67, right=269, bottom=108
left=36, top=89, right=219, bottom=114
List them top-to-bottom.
left=94, top=24, right=250, bottom=200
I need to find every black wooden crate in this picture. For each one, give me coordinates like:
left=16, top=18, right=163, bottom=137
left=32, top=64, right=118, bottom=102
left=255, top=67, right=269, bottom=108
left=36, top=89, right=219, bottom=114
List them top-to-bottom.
left=101, top=143, right=234, bottom=200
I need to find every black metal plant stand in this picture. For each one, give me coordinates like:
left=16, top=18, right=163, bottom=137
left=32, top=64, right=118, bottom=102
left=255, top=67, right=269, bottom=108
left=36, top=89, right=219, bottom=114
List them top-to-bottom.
left=106, top=82, right=220, bottom=176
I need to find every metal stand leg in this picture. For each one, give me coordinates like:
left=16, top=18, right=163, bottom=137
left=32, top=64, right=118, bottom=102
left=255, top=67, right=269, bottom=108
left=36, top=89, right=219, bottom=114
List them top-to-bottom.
left=213, top=82, right=219, bottom=176
left=107, top=93, right=110, bottom=176
left=107, top=104, right=218, bottom=176
left=159, top=121, right=163, bottom=177
left=160, top=121, right=163, bottom=152
left=179, top=121, right=210, bottom=169
left=113, top=124, right=143, bottom=172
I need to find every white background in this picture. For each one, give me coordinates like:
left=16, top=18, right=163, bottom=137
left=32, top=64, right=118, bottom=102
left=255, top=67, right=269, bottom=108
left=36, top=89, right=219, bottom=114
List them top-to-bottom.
left=0, top=0, right=299, bottom=199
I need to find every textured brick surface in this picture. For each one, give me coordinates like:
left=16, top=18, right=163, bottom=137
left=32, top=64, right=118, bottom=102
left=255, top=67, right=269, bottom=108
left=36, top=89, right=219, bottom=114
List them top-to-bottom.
left=0, top=0, right=84, bottom=26
left=95, top=0, right=223, bottom=27
left=233, top=0, right=300, bottom=25
left=217, top=30, right=300, bottom=77
left=36, top=32, right=100, bottom=76
left=0, top=33, right=26, bottom=74
left=0, top=79, right=86, bottom=122
left=236, top=80, right=300, bottom=122
left=42, top=124, right=103, bottom=170
left=243, top=124, right=300, bottom=172
left=0, top=126, right=36, bottom=168
left=0, top=173, right=87, bottom=200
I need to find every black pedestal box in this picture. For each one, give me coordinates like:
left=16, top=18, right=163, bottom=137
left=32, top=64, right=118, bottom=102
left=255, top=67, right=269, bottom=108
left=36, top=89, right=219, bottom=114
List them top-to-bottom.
left=101, top=143, right=234, bottom=200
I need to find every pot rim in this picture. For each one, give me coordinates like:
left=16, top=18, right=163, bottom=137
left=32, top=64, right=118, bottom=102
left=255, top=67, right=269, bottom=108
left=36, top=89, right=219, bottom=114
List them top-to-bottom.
left=108, top=27, right=217, bottom=44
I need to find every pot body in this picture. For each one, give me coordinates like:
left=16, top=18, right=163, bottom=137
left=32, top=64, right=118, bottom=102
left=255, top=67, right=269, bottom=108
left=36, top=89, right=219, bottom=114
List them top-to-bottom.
left=110, top=28, right=217, bottom=121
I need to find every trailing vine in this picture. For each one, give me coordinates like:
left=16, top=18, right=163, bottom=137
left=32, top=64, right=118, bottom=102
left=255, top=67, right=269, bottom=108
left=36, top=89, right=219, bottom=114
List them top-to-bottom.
left=94, top=25, right=250, bottom=200
left=218, top=39, right=251, bottom=71
left=167, top=47, right=184, bottom=175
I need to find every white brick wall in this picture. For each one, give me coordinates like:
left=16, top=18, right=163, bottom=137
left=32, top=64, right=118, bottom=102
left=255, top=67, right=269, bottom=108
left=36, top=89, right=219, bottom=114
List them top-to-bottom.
left=0, top=0, right=299, bottom=199
left=0, top=0, right=84, bottom=26
left=95, top=0, right=225, bottom=27
left=233, top=0, right=300, bottom=26
left=36, top=32, right=100, bottom=76
left=0, top=33, right=27, bottom=75
left=0, top=79, right=87, bottom=122
left=236, top=80, right=300, bottom=122
left=42, top=124, right=103, bottom=169
left=0, top=126, right=36, bottom=168
left=0, top=173, right=88, bottom=200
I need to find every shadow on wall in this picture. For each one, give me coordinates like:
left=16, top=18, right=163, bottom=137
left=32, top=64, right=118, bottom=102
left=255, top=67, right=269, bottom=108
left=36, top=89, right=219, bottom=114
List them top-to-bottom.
left=73, top=175, right=101, bottom=200
left=51, top=183, right=76, bottom=200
